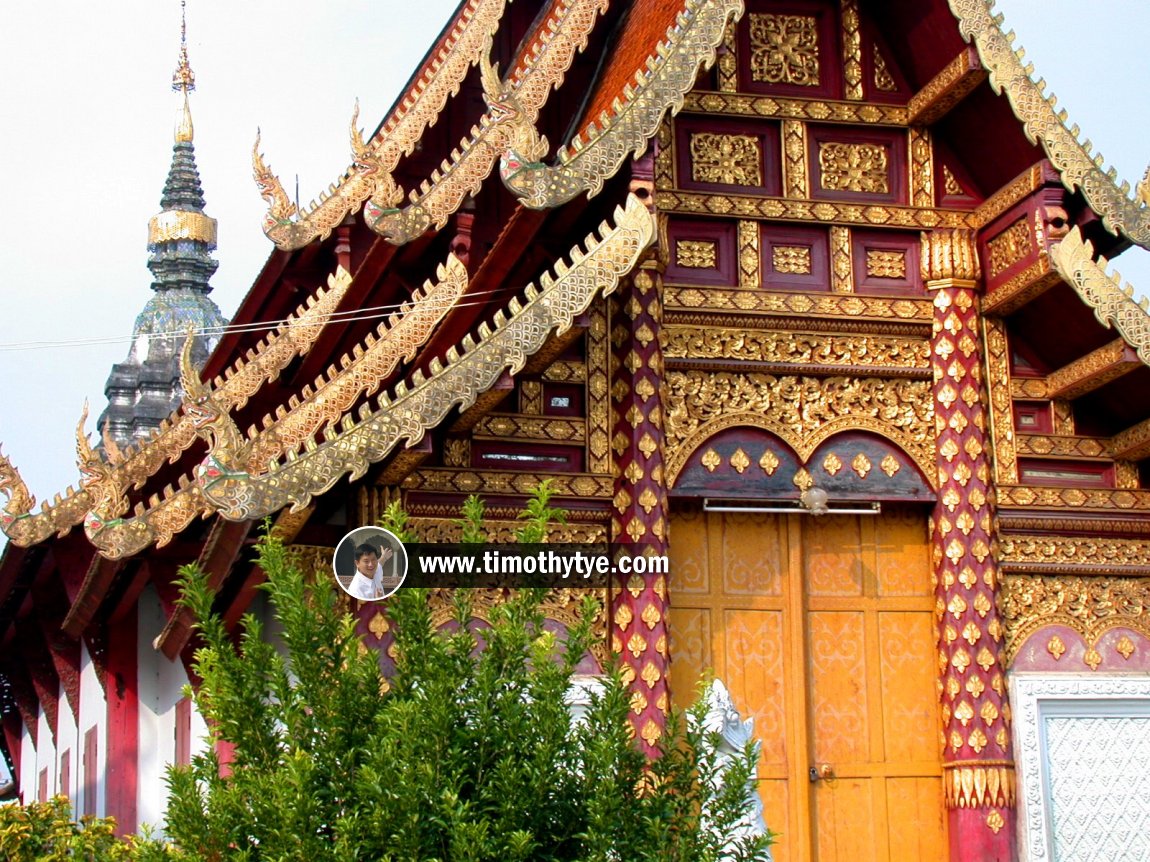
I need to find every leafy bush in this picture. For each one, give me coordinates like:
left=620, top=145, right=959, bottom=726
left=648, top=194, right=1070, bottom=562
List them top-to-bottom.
left=0, top=796, right=171, bottom=861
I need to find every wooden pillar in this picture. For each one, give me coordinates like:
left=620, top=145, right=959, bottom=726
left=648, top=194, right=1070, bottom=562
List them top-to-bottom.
left=609, top=166, right=671, bottom=757
left=922, top=229, right=1016, bottom=861
left=103, top=609, right=138, bottom=836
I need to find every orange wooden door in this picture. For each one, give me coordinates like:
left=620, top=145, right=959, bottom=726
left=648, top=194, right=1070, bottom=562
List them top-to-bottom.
left=668, top=505, right=946, bottom=862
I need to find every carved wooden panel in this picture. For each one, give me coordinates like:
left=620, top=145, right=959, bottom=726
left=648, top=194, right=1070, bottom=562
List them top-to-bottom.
left=737, top=0, right=841, bottom=100
left=676, top=117, right=781, bottom=196
left=807, top=126, right=907, bottom=203
left=665, top=218, right=738, bottom=286
left=762, top=224, right=830, bottom=292
left=850, top=230, right=923, bottom=295
left=668, top=505, right=944, bottom=862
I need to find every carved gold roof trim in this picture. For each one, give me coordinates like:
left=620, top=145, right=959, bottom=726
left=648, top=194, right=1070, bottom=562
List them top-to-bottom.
left=254, top=0, right=509, bottom=250
left=369, top=0, right=608, bottom=244
left=501, top=0, right=742, bottom=209
left=948, top=0, right=1150, bottom=249
left=83, top=195, right=653, bottom=558
left=1049, top=227, right=1150, bottom=367
left=236, top=255, right=468, bottom=473
left=0, top=268, right=354, bottom=549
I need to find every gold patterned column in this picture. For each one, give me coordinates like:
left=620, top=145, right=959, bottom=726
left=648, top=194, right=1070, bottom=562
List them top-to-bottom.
left=841, top=0, right=863, bottom=100
left=781, top=120, right=809, bottom=199
left=910, top=128, right=934, bottom=208
left=737, top=220, right=760, bottom=288
left=830, top=225, right=853, bottom=293
left=922, top=229, right=1016, bottom=861
left=610, top=237, right=671, bottom=758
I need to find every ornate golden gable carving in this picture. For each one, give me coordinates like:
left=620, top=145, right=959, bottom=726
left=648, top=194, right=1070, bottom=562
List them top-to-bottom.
left=253, top=0, right=509, bottom=250
left=368, top=0, right=607, bottom=244
left=500, top=0, right=742, bottom=209
left=949, top=0, right=1150, bottom=249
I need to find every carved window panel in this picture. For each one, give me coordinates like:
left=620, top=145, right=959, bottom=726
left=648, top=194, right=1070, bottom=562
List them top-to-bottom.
left=738, top=1, right=840, bottom=99
left=676, top=117, right=780, bottom=195
left=808, top=126, right=906, bottom=203
left=666, top=218, right=738, bottom=286
left=762, top=224, right=829, bottom=292
left=851, top=230, right=921, bottom=295
left=1012, top=674, right=1150, bottom=862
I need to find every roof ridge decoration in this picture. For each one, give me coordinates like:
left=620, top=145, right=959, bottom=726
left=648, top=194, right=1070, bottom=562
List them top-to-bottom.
left=253, top=0, right=510, bottom=251
left=366, top=0, right=608, bottom=245
left=500, top=0, right=742, bottom=209
left=948, top=0, right=1150, bottom=249
left=83, top=194, right=653, bottom=557
left=1049, top=227, right=1150, bottom=367
left=0, top=268, right=353, bottom=548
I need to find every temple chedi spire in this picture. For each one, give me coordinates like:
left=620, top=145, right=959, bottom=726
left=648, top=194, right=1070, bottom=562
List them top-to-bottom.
left=100, top=1, right=228, bottom=447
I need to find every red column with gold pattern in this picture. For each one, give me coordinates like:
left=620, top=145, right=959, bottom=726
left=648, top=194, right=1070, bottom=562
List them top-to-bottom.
left=923, top=229, right=1016, bottom=861
left=609, top=238, right=671, bottom=757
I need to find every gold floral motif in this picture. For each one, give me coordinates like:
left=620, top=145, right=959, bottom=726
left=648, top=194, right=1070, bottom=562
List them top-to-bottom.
left=503, top=0, right=741, bottom=209
left=840, top=0, right=862, bottom=99
left=949, top=0, right=1150, bottom=248
left=748, top=13, right=820, bottom=86
left=716, top=18, right=738, bottom=93
left=873, top=46, right=896, bottom=92
left=682, top=91, right=908, bottom=125
left=781, top=120, right=808, bottom=199
left=910, top=127, right=934, bottom=208
left=690, top=133, right=762, bottom=186
left=818, top=142, right=889, bottom=193
left=943, top=165, right=963, bottom=196
left=656, top=190, right=975, bottom=230
left=986, top=217, right=1033, bottom=278
left=737, top=221, right=760, bottom=288
left=830, top=225, right=853, bottom=293
left=676, top=240, right=718, bottom=269
left=771, top=245, right=812, bottom=274
left=866, top=249, right=907, bottom=279
left=664, top=286, right=934, bottom=319
left=661, top=327, right=930, bottom=370
left=664, top=371, right=935, bottom=487
left=443, top=438, right=471, bottom=467
left=701, top=448, right=722, bottom=472
left=729, top=448, right=751, bottom=474
left=759, top=450, right=780, bottom=475
left=822, top=452, right=843, bottom=476
left=851, top=453, right=871, bottom=478
left=880, top=454, right=900, bottom=477
left=793, top=467, right=814, bottom=491
left=1002, top=574, right=1150, bottom=662
left=614, top=604, right=634, bottom=628
left=368, top=612, right=390, bottom=640
left=1046, top=635, right=1066, bottom=660
left=1116, top=635, right=1136, bottom=660
left=1083, top=647, right=1102, bottom=670
left=640, top=718, right=662, bottom=745
left=944, top=765, right=1016, bottom=809
left=986, top=810, right=1005, bottom=835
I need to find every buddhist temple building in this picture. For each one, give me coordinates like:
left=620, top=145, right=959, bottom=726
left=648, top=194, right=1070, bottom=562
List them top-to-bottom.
left=3, top=1, right=1150, bottom=859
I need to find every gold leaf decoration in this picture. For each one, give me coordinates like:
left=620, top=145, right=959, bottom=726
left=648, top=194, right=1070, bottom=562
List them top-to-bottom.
left=748, top=13, right=820, bottom=85
left=690, top=133, right=762, bottom=186
left=818, top=142, right=889, bottom=193
left=676, top=239, right=718, bottom=268
left=771, top=245, right=812, bottom=274
left=701, top=448, right=722, bottom=472
left=730, top=448, right=751, bottom=474
left=759, top=450, right=780, bottom=476
left=822, top=452, right=843, bottom=476
left=850, top=453, right=871, bottom=479
left=880, top=454, right=900, bottom=477
left=793, top=467, right=814, bottom=491
left=1117, top=635, right=1136, bottom=660
left=1084, top=647, right=1103, bottom=670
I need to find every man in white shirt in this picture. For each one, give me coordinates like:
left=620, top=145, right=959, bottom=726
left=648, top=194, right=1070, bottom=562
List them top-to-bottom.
left=347, top=543, right=393, bottom=601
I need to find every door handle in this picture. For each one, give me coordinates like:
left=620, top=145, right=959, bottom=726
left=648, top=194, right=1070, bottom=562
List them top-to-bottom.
left=808, top=763, right=834, bottom=782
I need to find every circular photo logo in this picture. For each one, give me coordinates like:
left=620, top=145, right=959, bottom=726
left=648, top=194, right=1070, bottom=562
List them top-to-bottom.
left=331, top=526, right=408, bottom=601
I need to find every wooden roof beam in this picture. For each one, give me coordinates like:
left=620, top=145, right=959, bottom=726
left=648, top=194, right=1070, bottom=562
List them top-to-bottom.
left=908, top=46, right=986, bottom=126
left=1045, top=339, right=1142, bottom=400
left=1110, top=416, right=1150, bottom=462
left=60, top=555, right=123, bottom=639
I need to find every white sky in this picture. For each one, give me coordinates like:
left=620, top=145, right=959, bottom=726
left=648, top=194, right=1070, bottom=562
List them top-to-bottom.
left=0, top=0, right=1148, bottom=515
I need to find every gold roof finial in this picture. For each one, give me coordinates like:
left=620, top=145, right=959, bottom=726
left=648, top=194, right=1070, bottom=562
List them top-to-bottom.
left=173, top=1, right=195, bottom=142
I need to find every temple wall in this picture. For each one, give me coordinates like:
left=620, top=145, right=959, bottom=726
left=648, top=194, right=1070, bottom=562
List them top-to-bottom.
left=77, top=640, right=107, bottom=817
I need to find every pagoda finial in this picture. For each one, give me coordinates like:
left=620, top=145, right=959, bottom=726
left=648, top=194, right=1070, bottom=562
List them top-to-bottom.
left=173, top=1, right=195, bottom=142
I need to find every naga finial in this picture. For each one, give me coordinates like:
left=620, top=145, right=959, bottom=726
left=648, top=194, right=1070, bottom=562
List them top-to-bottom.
left=252, top=130, right=299, bottom=231
left=1138, top=164, right=1150, bottom=208
left=180, top=329, right=248, bottom=473
left=75, top=401, right=108, bottom=487
left=0, top=445, right=35, bottom=521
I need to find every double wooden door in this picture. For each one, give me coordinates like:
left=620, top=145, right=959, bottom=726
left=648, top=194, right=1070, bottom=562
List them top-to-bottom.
left=668, top=505, right=946, bottom=861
